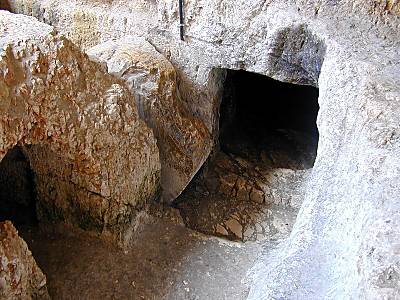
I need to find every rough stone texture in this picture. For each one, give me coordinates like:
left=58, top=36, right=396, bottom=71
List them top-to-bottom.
left=2, top=0, right=157, bottom=51
left=4, top=0, right=400, bottom=299
left=0, top=11, right=161, bottom=245
left=87, top=38, right=212, bottom=203
left=176, top=120, right=315, bottom=242
left=176, top=151, right=309, bottom=242
left=19, top=211, right=260, bottom=300
left=0, top=221, right=49, bottom=299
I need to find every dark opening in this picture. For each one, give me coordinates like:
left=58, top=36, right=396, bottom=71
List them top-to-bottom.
left=173, top=69, right=319, bottom=242
left=219, top=69, right=319, bottom=170
left=0, top=146, right=38, bottom=227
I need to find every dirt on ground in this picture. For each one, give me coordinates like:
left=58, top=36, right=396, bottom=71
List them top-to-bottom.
left=18, top=127, right=315, bottom=300
left=20, top=214, right=263, bottom=300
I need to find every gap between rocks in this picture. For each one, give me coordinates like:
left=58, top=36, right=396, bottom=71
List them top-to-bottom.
left=174, top=69, right=319, bottom=242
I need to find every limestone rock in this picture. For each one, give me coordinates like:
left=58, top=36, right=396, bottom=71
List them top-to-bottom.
left=3, top=0, right=157, bottom=51
left=4, top=1, right=400, bottom=299
left=0, top=11, right=161, bottom=245
left=87, top=38, right=211, bottom=203
left=176, top=151, right=309, bottom=242
left=0, top=221, right=49, bottom=299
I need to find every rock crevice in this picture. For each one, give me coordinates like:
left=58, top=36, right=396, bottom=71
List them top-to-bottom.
left=0, top=11, right=161, bottom=246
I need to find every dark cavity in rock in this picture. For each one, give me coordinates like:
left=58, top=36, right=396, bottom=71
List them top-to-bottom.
left=175, top=69, right=319, bottom=242
left=219, top=69, right=319, bottom=170
left=0, top=146, right=38, bottom=227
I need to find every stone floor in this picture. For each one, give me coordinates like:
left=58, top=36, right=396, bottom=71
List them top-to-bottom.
left=18, top=128, right=315, bottom=299
left=175, top=128, right=314, bottom=242
left=20, top=214, right=264, bottom=300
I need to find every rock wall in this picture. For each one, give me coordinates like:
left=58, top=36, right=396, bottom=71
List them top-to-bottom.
left=2, top=0, right=157, bottom=50
left=3, top=0, right=400, bottom=299
left=0, top=11, right=161, bottom=245
left=87, top=38, right=212, bottom=203
left=0, top=221, right=49, bottom=299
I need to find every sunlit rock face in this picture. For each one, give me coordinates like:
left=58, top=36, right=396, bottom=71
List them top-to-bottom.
left=3, top=0, right=400, bottom=299
left=0, top=11, right=161, bottom=245
left=87, top=37, right=212, bottom=203
left=0, top=221, right=49, bottom=299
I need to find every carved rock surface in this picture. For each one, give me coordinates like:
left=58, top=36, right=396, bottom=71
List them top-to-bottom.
left=2, top=0, right=157, bottom=51
left=4, top=1, right=400, bottom=299
left=0, top=11, right=161, bottom=245
left=87, top=37, right=211, bottom=203
left=0, top=221, right=49, bottom=299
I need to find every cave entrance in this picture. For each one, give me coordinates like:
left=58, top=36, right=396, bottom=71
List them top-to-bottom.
left=175, top=69, right=319, bottom=242
left=219, top=69, right=319, bottom=170
left=0, top=146, right=38, bottom=228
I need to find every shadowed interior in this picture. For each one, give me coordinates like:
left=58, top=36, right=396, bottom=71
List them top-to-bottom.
left=174, top=69, right=320, bottom=242
left=219, top=69, right=319, bottom=170
left=0, top=146, right=38, bottom=227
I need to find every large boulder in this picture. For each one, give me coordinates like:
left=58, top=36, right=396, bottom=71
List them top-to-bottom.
left=4, top=1, right=400, bottom=299
left=0, top=11, right=161, bottom=245
left=88, top=38, right=211, bottom=203
left=0, top=221, right=49, bottom=299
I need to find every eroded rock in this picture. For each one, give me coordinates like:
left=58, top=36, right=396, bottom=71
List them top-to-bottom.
left=3, top=0, right=157, bottom=51
left=3, top=1, right=400, bottom=299
left=0, top=11, right=161, bottom=245
left=87, top=37, right=212, bottom=203
left=176, top=150, right=310, bottom=242
left=0, top=221, right=49, bottom=299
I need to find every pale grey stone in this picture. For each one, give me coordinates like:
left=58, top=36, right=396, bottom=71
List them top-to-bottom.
left=4, top=1, right=400, bottom=298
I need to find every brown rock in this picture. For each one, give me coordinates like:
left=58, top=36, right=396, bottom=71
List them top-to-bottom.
left=0, top=11, right=161, bottom=245
left=88, top=37, right=212, bottom=203
left=218, top=173, right=237, bottom=196
left=235, top=177, right=250, bottom=201
left=249, top=188, right=265, bottom=204
left=224, top=216, right=243, bottom=240
left=0, top=221, right=49, bottom=299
